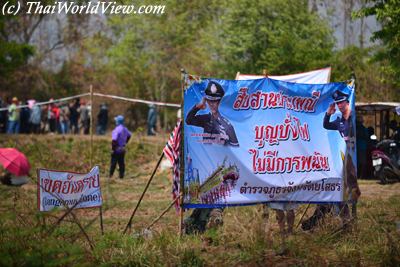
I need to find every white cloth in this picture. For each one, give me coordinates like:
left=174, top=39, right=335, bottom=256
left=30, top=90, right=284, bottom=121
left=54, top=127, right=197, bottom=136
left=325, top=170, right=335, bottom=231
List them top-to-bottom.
left=236, top=67, right=331, bottom=84
left=10, top=175, right=29, bottom=186
left=268, top=202, right=299, bottom=211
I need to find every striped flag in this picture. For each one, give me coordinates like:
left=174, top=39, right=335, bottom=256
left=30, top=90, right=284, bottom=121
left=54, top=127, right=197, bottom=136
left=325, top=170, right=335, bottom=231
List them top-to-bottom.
left=184, top=74, right=202, bottom=89
left=163, top=120, right=182, bottom=211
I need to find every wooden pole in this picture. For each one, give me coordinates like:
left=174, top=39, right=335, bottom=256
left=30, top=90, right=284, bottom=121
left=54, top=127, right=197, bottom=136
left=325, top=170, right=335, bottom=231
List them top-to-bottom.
left=327, top=67, right=332, bottom=83
left=179, top=69, right=186, bottom=237
left=235, top=71, right=240, bottom=80
left=90, top=85, right=93, bottom=167
left=89, top=86, right=104, bottom=234
left=90, top=86, right=104, bottom=234
left=123, top=151, right=165, bottom=234
left=39, top=182, right=86, bottom=236
left=145, top=193, right=182, bottom=231
left=48, top=195, right=95, bottom=251
left=47, top=198, right=83, bottom=236
left=295, top=203, right=311, bottom=229
left=99, top=206, right=104, bottom=235
left=70, top=210, right=104, bottom=243
left=69, top=211, right=95, bottom=251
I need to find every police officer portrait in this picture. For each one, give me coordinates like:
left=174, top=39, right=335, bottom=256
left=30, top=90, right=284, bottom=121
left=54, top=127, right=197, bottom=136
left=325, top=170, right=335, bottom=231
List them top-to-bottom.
left=186, top=81, right=239, bottom=146
left=322, top=89, right=361, bottom=221
left=323, top=89, right=355, bottom=146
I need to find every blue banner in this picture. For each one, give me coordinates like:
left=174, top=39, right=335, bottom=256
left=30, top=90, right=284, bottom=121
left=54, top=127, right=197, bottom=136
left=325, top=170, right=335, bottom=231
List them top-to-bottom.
left=183, top=78, right=356, bottom=208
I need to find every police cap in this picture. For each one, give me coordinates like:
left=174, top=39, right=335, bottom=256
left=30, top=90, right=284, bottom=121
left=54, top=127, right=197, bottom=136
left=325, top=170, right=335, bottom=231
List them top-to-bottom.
left=205, top=81, right=225, bottom=101
left=332, top=90, right=349, bottom=103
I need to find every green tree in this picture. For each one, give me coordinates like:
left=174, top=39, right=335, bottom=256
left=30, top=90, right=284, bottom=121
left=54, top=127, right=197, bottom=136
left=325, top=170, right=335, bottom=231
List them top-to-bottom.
left=0, top=0, right=93, bottom=98
left=101, top=0, right=222, bottom=127
left=107, top=0, right=219, bottom=100
left=214, top=0, right=334, bottom=77
left=354, top=0, right=400, bottom=88
left=0, top=9, right=35, bottom=92
left=0, top=41, right=34, bottom=79
left=330, top=46, right=394, bottom=101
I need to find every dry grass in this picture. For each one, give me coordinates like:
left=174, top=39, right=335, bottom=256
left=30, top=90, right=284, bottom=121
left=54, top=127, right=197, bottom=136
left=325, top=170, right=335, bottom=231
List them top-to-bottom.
left=0, top=134, right=399, bottom=266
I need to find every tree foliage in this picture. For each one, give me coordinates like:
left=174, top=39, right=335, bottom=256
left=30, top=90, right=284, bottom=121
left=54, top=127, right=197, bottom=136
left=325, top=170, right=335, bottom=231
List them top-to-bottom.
left=0, top=0, right=398, bottom=109
left=0, top=0, right=92, bottom=98
left=105, top=0, right=335, bottom=101
left=106, top=0, right=219, bottom=101
left=213, top=0, right=334, bottom=77
left=354, top=0, right=400, bottom=88
left=0, top=8, right=35, bottom=89
left=330, top=46, right=394, bottom=101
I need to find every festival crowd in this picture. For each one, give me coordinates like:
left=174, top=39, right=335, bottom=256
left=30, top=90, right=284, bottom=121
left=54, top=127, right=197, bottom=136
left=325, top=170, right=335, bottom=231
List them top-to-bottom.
left=0, top=97, right=109, bottom=136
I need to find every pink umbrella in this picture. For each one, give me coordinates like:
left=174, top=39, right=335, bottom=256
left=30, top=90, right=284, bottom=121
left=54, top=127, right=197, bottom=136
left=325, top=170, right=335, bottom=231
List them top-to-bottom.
left=0, top=148, right=31, bottom=176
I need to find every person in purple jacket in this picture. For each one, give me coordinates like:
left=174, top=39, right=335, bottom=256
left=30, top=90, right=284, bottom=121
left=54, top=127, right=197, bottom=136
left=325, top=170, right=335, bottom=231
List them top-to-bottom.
left=109, top=115, right=131, bottom=179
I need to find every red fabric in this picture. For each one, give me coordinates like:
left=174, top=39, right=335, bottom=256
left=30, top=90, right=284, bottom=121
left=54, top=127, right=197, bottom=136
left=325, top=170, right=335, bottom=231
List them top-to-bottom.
left=53, top=106, right=60, bottom=121
left=163, top=120, right=182, bottom=211
left=0, top=148, right=31, bottom=176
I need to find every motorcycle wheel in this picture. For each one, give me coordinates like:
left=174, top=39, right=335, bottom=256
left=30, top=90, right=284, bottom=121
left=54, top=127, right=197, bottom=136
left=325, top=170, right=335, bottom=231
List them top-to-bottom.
left=380, top=166, right=398, bottom=184
left=377, top=168, right=388, bottom=184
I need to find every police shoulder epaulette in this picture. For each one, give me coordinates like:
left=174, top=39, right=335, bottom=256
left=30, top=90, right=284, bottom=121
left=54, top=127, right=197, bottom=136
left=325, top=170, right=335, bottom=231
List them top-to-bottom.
left=222, top=117, right=231, bottom=125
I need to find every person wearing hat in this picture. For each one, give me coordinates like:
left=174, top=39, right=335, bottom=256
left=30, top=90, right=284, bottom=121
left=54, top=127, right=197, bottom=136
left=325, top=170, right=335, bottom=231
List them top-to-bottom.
left=185, top=81, right=238, bottom=231
left=186, top=81, right=239, bottom=146
left=322, top=89, right=360, bottom=226
left=323, top=90, right=354, bottom=143
left=7, top=97, right=20, bottom=134
left=109, top=115, right=131, bottom=179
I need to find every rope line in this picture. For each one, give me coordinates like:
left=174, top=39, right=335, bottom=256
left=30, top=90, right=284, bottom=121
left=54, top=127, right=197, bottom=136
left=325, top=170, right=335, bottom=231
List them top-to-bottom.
left=0, top=92, right=180, bottom=111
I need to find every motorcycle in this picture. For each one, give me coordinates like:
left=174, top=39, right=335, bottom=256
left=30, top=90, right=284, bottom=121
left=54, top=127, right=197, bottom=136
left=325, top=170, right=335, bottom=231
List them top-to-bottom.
left=371, top=138, right=400, bottom=184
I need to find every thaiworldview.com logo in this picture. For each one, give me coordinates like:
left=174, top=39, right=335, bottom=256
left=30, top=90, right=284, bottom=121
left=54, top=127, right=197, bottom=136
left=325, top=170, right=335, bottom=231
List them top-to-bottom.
left=2, top=1, right=166, bottom=16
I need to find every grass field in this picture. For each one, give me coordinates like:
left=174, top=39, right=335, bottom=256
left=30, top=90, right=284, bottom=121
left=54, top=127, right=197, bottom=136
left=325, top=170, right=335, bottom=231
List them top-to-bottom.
left=0, top=134, right=399, bottom=266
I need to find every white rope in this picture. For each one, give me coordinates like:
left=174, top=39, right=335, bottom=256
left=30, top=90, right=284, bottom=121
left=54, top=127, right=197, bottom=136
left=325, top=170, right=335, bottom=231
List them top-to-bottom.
left=0, top=92, right=181, bottom=111
left=0, top=93, right=90, bottom=111
left=93, top=93, right=180, bottom=108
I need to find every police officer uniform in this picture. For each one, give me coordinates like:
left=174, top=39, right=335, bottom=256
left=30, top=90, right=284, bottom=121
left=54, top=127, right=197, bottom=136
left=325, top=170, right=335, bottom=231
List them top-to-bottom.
left=186, top=81, right=239, bottom=146
left=323, top=89, right=360, bottom=222
left=323, top=90, right=355, bottom=148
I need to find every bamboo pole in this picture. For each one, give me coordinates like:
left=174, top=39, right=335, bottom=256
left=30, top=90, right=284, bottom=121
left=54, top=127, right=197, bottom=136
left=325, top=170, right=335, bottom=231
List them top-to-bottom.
left=123, top=151, right=165, bottom=234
